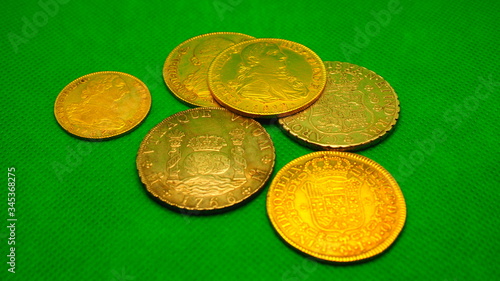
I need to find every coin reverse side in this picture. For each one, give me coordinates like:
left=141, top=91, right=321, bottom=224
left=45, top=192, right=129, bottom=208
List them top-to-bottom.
left=163, top=32, right=255, bottom=107
left=208, top=38, right=326, bottom=118
left=279, top=61, right=399, bottom=151
left=54, top=71, right=151, bottom=139
left=137, top=107, right=276, bottom=211
left=267, top=151, right=406, bottom=262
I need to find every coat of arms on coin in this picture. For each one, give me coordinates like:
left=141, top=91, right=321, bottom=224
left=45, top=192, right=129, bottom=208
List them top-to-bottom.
left=279, top=62, right=399, bottom=150
left=137, top=108, right=275, bottom=211
left=267, top=151, right=406, bottom=262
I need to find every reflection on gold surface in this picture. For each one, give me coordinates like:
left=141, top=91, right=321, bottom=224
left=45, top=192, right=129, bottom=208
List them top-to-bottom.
left=163, top=32, right=255, bottom=107
left=182, top=37, right=235, bottom=99
left=229, top=42, right=307, bottom=102
left=279, top=61, right=399, bottom=150
left=67, top=74, right=129, bottom=130
left=136, top=108, right=276, bottom=210
left=267, top=152, right=406, bottom=262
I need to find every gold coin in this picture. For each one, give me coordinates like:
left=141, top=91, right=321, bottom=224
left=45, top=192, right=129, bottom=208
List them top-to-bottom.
left=163, top=32, right=255, bottom=107
left=208, top=38, right=326, bottom=118
left=279, top=61, right=400, bottom=151
left=54, top=71, right=151, bottom=139
left=137, top=107, right=275, bottom=211
left=267, top=151, right=406, bottom=262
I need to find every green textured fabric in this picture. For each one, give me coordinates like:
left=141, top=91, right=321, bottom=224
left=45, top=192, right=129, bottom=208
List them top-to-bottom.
left=2, top=0, right=499, bottom=280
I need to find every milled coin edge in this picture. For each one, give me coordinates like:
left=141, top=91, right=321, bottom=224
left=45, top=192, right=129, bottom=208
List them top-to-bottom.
left=162, top=32, right=256, bottom=108
left=207, top=38, right=327, bottom=118
left=278, top=61, right=400, bottom=151
left=54, top=71, right=152, bottom=139
left=136, top=107, right=276, bottom=211
left=266, top=151, right=406, bottom=262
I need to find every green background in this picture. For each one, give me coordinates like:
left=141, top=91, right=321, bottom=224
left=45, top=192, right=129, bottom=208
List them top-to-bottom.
left=2, top=0, right=498, bottom=280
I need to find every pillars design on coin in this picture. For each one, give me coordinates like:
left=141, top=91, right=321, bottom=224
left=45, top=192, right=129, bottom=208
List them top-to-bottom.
left=138, top=108, right=275, bottom=211
left=229, top=128, right=247, bottom=180
left=166, top=130, right=185, bottom=180
left=165, top=134, right=247, bottom=197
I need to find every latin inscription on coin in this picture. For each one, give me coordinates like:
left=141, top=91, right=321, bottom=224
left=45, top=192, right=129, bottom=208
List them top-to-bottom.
left=208, top=38, right=326, bottom=118
left=279, top=61, right=399, bottom=150
left=54, top=71, right=151, bottom=139
left=137, top=108, right=275, bottom=211
left=267, top=151, right=406, bottom=262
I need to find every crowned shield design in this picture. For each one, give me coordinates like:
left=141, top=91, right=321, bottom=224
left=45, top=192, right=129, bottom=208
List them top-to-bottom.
left=310, top=71, right=373, bottom=134
left=164, top=130, right=248, bottom=196
left=302, top=157, right=364, bottom=231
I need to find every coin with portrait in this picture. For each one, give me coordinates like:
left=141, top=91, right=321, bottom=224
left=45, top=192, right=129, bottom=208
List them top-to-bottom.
left=163, top=32, right=255, bottom=107
left=208, top=38, right=326, bottom=118
left=54, top=71, right=151, bottom=139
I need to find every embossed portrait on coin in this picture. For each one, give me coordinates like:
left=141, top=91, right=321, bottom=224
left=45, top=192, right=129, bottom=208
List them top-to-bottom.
left=183, top=38, right=235, bottom=97
left=229, top=42, right=308, bottom=102
left=310, top=72, right=373, bottom=133
left=67, top=75, right=129, bottom=129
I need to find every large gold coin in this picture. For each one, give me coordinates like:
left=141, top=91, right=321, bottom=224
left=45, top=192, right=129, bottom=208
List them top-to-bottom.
left=163, top=32, right=255, bottom=107
left=208, top=38, right=326, bottom=118
left=279, top=61, right=399, bottom=151
left=54, top=71, right=151, bottom=139
left=137, top=107, right=275, bottom=211
left=267, top=151, right=406, bottom=262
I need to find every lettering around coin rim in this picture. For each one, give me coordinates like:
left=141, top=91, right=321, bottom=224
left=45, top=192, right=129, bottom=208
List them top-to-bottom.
left=162, top=32, right=255, bottom=108
left=208, top=38, right=327, bottom=118
left=279, top=61, right=400, bottom=151
left=54, top=71, right=151, bottom=139
left=136, top=107, right=276, bottom=211
left=266, top=151, right=406, bottom=262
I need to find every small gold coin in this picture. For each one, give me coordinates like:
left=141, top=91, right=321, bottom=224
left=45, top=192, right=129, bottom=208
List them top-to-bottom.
left=163, top=32, right=255, bottom=107
left=208, top=38, right=326, bottom=118
left=279, top=61, right=400, bottom=151
left=54, top=71, right=151, bottom=139
left=137, top=107, right=275, bottom=211
left=267, top=151, right=406, bottom=262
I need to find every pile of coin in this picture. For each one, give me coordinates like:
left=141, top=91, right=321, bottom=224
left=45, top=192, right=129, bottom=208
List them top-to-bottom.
left=54, top=32, right=406, bottom=263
